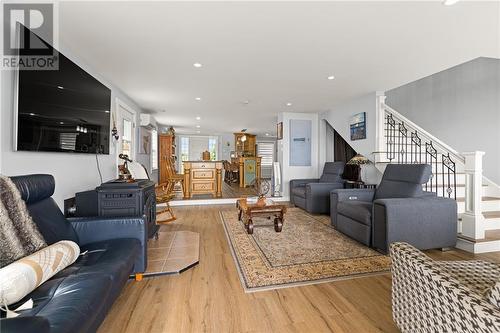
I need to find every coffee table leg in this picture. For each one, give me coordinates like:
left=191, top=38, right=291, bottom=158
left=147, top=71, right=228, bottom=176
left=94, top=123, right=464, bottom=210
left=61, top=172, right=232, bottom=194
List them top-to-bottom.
left=238, top=209, right=242, bottom=221
left=274, top=217, right=283, bottom=232
left=247, top=219, right=254, bottom=234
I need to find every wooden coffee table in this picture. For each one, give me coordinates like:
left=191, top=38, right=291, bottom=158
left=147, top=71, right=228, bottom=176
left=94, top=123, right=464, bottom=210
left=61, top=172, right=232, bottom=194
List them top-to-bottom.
left=236, top=198, right=287, bottom=234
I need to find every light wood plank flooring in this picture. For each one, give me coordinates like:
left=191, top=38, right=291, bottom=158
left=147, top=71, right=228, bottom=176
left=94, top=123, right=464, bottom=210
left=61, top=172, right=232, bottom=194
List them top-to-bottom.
left=98, top=205, right=500, bottom=333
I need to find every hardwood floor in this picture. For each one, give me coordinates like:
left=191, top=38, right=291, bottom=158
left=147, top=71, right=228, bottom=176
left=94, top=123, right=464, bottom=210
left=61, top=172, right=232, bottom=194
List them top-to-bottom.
left=99, top=205, right=500, bottom=333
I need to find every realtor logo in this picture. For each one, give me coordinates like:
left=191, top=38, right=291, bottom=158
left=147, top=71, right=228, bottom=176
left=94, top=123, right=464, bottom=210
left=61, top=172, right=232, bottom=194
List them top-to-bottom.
left=2, top=2, right=58, bottom=70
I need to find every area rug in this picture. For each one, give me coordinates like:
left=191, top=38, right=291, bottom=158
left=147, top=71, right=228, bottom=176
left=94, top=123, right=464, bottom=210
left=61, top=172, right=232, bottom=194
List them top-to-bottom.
left=220, top=208, right=391, bottom=292
left=144, top=230, right=200, bottom=277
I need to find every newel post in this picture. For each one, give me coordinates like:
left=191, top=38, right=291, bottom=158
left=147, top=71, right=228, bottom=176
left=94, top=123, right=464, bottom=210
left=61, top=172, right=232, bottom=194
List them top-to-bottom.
left=375, top=92, right=386, bottom=163
left=461, top=151, right=485, bottom=239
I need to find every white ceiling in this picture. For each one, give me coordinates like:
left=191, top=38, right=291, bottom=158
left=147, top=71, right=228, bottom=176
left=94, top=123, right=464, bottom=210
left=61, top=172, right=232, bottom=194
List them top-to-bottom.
left=59, top=1, right=499, bottom=136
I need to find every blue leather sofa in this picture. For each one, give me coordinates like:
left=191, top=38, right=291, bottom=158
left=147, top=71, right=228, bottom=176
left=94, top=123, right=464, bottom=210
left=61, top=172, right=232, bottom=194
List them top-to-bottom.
left=290, top=162, right=345, bottom=214
left=330, top=164, right=457, bottom=253
left=0, top=174, right=147, bottom=333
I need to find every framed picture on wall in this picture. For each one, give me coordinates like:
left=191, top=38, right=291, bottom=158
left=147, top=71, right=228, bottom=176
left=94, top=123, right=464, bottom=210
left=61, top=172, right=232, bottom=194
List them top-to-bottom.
left=350, top=112, right=366, bottom=141
left=277, top=122, right=283, bottom=140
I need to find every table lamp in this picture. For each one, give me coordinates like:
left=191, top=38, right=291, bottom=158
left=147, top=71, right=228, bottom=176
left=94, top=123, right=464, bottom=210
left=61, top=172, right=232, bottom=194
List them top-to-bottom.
left=347, top=154, right=370, bottom=183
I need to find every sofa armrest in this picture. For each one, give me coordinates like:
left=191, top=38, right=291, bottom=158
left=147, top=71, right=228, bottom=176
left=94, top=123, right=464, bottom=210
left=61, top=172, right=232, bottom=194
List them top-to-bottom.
left=290, top=178, right=319, bottom=189
left=300, top=182, right=344, bottom=214
left=330, top=189, right=376, bottom=227
left=373, top=197, right=457, bottom=253
left=68, top=216, right=147, bottom=273
left=390, top=242, right=500, bottom=332
left=0, top=317, right=50, bottom=333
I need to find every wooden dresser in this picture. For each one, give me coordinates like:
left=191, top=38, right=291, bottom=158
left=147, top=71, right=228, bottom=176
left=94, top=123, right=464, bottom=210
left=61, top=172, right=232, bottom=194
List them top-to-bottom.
left=183, top=161, right=223, bottom=198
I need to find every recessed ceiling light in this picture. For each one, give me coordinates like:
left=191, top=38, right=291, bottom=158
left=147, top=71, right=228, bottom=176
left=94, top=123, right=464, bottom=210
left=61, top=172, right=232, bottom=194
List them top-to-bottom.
left=443, top=0, right=460, bottom=5
left=193, top=63, right=202, bottom=68
left=327, top=75, right=335, bottom=80
left=57, top=85, right=64, bottom=89
left=195, top=97, right=201, bottom=101
left=242, top=100, right=250, bottom=105
left=286, top=102, right=292, bottom=107
left=104, top=110, right=110, bottom=113
left=29, top=113, right=35, bottom=116
left=196, top=116, right=201, bottom=120
left=59, top=121, right=64, bottom=124
left=196, top=125, right=201, bottom=128
left=196, top=130, right=201, bottom=134
left=265, top=133, right=270, bottom=136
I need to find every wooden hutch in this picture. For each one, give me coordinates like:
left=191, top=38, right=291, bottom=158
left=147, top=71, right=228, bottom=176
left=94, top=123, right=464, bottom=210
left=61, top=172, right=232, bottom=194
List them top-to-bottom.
left=232, top=132, right=261, bottom=187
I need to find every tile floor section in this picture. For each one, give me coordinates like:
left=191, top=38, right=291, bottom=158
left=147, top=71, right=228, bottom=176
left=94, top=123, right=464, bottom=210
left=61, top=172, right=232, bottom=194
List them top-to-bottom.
left=145, top=230, right=200, bottom=276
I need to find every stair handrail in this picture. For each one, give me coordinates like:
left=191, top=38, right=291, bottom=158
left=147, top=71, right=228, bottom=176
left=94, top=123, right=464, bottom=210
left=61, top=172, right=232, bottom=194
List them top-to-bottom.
left=382, top=103, right=466, bottom=165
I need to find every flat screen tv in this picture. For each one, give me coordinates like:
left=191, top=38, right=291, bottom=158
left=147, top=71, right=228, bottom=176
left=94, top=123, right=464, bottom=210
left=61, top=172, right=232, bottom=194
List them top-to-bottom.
left=15, top=25, right=111, bottom=154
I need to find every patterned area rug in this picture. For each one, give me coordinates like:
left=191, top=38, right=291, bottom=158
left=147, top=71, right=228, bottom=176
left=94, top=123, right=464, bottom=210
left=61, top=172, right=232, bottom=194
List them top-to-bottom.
left=220, top=208, right=391, bottom=292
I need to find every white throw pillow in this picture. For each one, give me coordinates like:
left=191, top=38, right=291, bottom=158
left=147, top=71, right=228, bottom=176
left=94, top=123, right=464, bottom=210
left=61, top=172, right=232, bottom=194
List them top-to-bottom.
left=0, top=240, right=80, bottom=305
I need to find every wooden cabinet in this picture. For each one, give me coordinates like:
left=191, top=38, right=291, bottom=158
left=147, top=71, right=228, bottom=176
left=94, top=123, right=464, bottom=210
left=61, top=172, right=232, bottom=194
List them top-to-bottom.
left=234, top=133, right=256, bottom=157
left=159, top=134, right=176, bottom=184
left=183, top=161, right=223, bottom=198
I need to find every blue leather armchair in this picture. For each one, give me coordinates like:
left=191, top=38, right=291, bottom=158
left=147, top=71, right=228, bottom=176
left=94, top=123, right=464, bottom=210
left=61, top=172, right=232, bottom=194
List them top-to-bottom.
left=290, top=162, right=345, bottom=214
left=330, top=164, right=457, bottom=253
left=1, top=174, right=147, bottom=333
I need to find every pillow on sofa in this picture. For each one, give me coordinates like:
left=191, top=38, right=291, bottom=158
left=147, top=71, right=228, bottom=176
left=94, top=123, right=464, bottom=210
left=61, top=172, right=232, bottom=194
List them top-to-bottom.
left=0, top=240, right=80, bottom=305
left=486, top=281, right=500, bottom=309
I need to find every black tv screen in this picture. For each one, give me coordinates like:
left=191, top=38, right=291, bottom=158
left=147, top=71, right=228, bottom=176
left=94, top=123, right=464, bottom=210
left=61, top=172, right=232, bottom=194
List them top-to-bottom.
left=16, top=26, right=111, bottom=154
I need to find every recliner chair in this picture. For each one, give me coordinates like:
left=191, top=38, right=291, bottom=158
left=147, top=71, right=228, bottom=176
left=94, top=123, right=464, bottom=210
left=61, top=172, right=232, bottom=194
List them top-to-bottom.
left=290, top=162, right=345, bottom=214
left=330, top=164, right=457, bottom=253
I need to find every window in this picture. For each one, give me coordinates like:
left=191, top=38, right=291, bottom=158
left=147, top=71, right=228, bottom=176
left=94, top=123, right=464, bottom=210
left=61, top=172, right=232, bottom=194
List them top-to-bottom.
left=121, top=118, right=133, bottom=157
left=151, top=129, right=158, bottom=170
left=180, top=137, right=190, bottom=173
left=208, top=137, right=218, bottom=161
left=257, top=142, right=275, bottom=178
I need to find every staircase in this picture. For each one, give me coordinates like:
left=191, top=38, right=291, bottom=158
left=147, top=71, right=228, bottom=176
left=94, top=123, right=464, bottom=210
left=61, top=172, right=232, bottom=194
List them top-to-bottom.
left=374, top=95, right=500, bottom=253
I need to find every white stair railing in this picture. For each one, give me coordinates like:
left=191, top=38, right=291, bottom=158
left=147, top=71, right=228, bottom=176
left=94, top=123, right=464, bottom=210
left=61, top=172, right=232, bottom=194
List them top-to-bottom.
left=375, top=94, right=485, bottom=240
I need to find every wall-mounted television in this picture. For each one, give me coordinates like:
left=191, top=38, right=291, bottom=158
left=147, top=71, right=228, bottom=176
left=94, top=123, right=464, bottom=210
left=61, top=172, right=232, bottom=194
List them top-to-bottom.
left=15, top=25, right=111, bottom=154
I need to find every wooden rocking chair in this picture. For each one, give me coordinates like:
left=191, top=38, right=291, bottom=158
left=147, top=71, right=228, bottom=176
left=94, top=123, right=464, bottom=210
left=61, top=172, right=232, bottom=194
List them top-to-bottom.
left=127, top=161, right=177, bottom=224
left=155, top=181, right=177, bottom=224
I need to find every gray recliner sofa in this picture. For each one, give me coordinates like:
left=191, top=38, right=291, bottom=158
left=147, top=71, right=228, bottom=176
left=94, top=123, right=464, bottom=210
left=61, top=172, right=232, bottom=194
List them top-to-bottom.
left=290, top=162, right=345, bottom=214
left=330, top=164, right=457, bottom=253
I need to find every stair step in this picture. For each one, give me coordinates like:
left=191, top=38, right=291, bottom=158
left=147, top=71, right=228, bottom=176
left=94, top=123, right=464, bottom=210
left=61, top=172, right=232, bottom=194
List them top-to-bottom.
left=456, top=196, right=500, bottom=202
left=484, top=211, right=500, bottom=219
left=457, top=229, right=500, bottom=243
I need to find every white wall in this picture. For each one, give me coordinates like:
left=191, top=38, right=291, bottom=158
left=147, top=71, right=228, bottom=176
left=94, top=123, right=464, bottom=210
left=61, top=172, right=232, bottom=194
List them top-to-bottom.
left=0, top=44, right=146, bottom=208
left=386, top=57, right=500, bottom=184
left=320, top=92, right=382, bottom=184
left=278, top=112, right=319, bottom=198
left=219, top=133, right=234, bottom=161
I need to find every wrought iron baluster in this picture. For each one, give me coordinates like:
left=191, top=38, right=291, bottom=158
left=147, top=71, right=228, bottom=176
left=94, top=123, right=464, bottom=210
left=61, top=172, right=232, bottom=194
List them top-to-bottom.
left=386, top=114, right=396, bottom=163
left=398, top=122, right=408, bottom=164
left=411, top=131, right=421, bottom=164
left=425, top=141, right=437, bottom=194
left=441, top=153, right=456, bottom=200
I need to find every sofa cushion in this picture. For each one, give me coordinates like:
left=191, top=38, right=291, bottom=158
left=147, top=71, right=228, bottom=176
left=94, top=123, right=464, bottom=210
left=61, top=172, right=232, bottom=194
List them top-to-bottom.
left=319, top=162, right=344, bottom=183
left=374, top=164, right=432, bottom=200
left=291, top=186, right=306, bottom=198
left=26, top=198, right=79, bottom=245
left=337, top=201, right=372, bottom=226
left=54, top=238, right=139, bottom=286
left=16, top=273, right=113, bottom=333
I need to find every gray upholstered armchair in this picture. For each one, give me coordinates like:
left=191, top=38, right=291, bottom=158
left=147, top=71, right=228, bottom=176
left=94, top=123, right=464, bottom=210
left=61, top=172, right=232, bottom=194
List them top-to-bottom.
left=290, top=162, right=345, bottom=214
left=330, top=164, right=457, bottom=253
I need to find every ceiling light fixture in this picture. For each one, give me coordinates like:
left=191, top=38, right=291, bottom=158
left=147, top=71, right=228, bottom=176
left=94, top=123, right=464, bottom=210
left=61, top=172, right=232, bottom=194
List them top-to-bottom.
left=443, top=0, right=460, bottom=5
left=193, top=63, right=202, bottom=68
left=327, top=75, right=335, bottom=80
left=57, top=85, right=64, bottom=89
left=195, top=97, right=201, bottom=101
left=286, top=102, right=292, bottom=107
left=104, top=110, right=110, bottom=113
left=29, top=113, right=35, bottom=116
left=196, top=116, right=201, bottom=120
left=196, top=125, right=201, bottom=128
left=196, top=130, right=201, bottom=134
left=265, top=133, right=270, bottom=136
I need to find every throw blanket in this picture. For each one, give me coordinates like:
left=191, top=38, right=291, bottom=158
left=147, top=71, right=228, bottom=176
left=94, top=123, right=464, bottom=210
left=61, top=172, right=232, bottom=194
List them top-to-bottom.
left=0, top=176, right=46, bottom=268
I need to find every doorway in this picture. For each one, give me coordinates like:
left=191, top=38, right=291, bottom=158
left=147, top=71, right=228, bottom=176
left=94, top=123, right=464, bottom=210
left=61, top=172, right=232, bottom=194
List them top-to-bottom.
left=116, top=99, right=137, bottom=171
